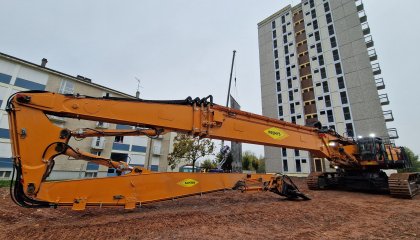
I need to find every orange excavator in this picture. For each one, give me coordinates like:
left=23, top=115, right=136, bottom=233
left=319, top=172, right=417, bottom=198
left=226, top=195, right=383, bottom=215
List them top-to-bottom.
left=6, top=91, right=419, bottom=210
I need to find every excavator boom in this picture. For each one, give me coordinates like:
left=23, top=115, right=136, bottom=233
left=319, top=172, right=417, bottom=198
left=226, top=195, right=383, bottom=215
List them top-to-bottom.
left=6, top=91, right=418, bottom=209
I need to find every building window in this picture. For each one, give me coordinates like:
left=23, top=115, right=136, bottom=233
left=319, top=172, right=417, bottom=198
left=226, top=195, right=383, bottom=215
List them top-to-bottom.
left=309, top=0, right=314, bottom=8
left=324, top=2, right=330, bottom=12
left=311, top=9, right=316, bottom=19
left=326, top=13, right=332, bottom=24
left=282, top=16, right=286, bottom=24
left=313, top=20, right=318, bottom=30
left=272, top=21, right=276, bottom=29
left=282, top=25, right=286, bottom=33
left=328, top=25, right=335, bottom=35
left=273, top=30, right=277, bottom=39
left=314, top=31, right=320, bottom=41
left=283, top=35, right=288, bottom=44
left=330, top=37, right=337, bottom=48
left=273, top=40, right=278, bottom=49
left=316, top=43, right=322, bottom=53
left=284, top=45, right=289, bottom=54
left=274, top=49, right=279, bottom=59
left=333, top=49, right=340, bottom=61
left=318, top=55, right=324, bottom=66
left=285, top=56, right=290, bottom=65
left=275, top=60, right=279, bottom=69
left=335, top=63, right=343, bottom=75
left=287, top=67, right=291, bottom=77
left=320, top=68, right=327, bottom=79
left=338, top=76, right=345, bottom=89
left=288, top=79, right=292, bottom=89
left=59, top=80, right=75, bottom=94
left=276, top=81, right=281, bottom=92
left=322, top=81, right=329, bottom=92
left=289, top=90, right=294, bottom=101
left=340, top=91, right=348, bottom=104
left=277, top=94, right=282, bottom=104
left=324, top=95, right=331, bottom=107
left=290, top=103, right=295, bottom=114
left=279, top=106, right=284, bottom=116
left=343, top=107, right=351, bottom=120
left=327, top=110, right=334, bottom=122
left=291, top=116, right=296, bottom=124
left=346, top=123, right=354, bottom=137
left=330, top=125, right=336, bottom=131
left=115, top=136, right=124, bottom=143
left=282, top=148, right=287, bottom=157
left=294, top=149, right=300, bottom=156
left=283, top=159, right=288, bottom=172
left=296, top=159, right=302, bottom=172
left=302, top=159, right=307, bottom=164
left=85, top=172, right=98, bottom=178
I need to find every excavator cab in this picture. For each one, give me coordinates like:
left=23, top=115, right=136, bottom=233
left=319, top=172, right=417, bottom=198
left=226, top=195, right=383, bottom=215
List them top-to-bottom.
left=357, top=137, right=386, bottom=162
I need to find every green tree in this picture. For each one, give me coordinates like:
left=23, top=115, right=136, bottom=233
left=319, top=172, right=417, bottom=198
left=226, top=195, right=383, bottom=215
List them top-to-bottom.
left=168, top=134, right=215, bottom=172
left=404, top=147, right=420, bottom=172
left=242, top=151, right=258, bottom=171
left=251, top=157, right=260, bottom=171
left=257, top=157, right=266, bottom=173
left=200, top=159, right=217, bottom=170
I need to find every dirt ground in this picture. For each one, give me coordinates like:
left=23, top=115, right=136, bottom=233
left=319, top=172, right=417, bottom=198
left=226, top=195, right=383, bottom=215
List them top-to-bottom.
left=0, top=178, right=419, bottom=240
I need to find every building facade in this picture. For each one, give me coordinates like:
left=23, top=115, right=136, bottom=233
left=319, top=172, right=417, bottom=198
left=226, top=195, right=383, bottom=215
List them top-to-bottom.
left=258, top=0, right=396, bottom=175
left=0, top=52, right=176, bottom=180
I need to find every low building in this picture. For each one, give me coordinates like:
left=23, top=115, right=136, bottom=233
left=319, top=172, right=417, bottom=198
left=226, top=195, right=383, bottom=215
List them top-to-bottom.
left=0, top=52, right=176, bottom=180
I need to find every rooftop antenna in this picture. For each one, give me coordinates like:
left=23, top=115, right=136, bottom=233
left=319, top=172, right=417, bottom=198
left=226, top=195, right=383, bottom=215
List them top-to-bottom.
left=134, top=77, right=143, bottom=98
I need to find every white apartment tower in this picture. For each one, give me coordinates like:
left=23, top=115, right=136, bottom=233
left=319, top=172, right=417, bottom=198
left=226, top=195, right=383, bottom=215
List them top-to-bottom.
left=258, top=0, right=396, bottom=175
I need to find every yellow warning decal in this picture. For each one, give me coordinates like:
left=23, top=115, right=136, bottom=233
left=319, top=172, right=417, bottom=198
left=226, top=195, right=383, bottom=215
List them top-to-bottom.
left=264, top=127, right=289, bottom=140
left=177, top=178, right=199, bottom=187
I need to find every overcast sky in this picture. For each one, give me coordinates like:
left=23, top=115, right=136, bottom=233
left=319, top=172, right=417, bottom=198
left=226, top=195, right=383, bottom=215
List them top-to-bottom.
left=0, top=0, right=419, bottom=156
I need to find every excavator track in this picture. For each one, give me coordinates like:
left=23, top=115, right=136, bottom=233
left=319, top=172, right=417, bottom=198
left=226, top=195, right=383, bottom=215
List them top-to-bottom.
left=307, top=172, right=324, bottom=190
left=388, top=173, right=420, bottom=198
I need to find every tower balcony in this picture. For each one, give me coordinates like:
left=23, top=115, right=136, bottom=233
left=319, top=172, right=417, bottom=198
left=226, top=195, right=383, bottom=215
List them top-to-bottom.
left=355, top=0, right=364, bottom=12
left=358, top=10, right=367, bottom=23
left=293, top=11, right=304, bottom=23
left=294, top=21, right=305, bottom=33
left=361, top=22, right=370, bottom=35
left=365, top=35, right=374, bottom=48
left=368, top=49, right=377, bottom=61
left=372, top=63, right=382, bottom=75
left=299, top=65, right=311, bottom=77
left=301, top=77, right=313, bottom=89
left=375, top=78, right=385, bottom=90
left=302, top=90, right=315, bottom=102
left=379, top=94, right=390, bottom=105
left=304, top=103, right=317, bottom=115
left=383, top=110, right=394, bottom=122
left=388, top=128, right=399, bottom=139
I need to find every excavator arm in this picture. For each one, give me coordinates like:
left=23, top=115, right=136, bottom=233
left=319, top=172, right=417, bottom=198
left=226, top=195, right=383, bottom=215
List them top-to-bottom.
left=6, top=91, right=360, bottom=209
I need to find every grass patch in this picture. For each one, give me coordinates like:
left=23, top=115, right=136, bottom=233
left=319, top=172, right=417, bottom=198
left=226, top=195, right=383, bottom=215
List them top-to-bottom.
left=0, top=180, right=12, bottom=188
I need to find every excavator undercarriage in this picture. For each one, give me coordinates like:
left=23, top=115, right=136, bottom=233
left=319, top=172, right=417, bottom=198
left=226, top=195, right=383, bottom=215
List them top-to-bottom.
left=307, top=171, right=420, bottom=198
